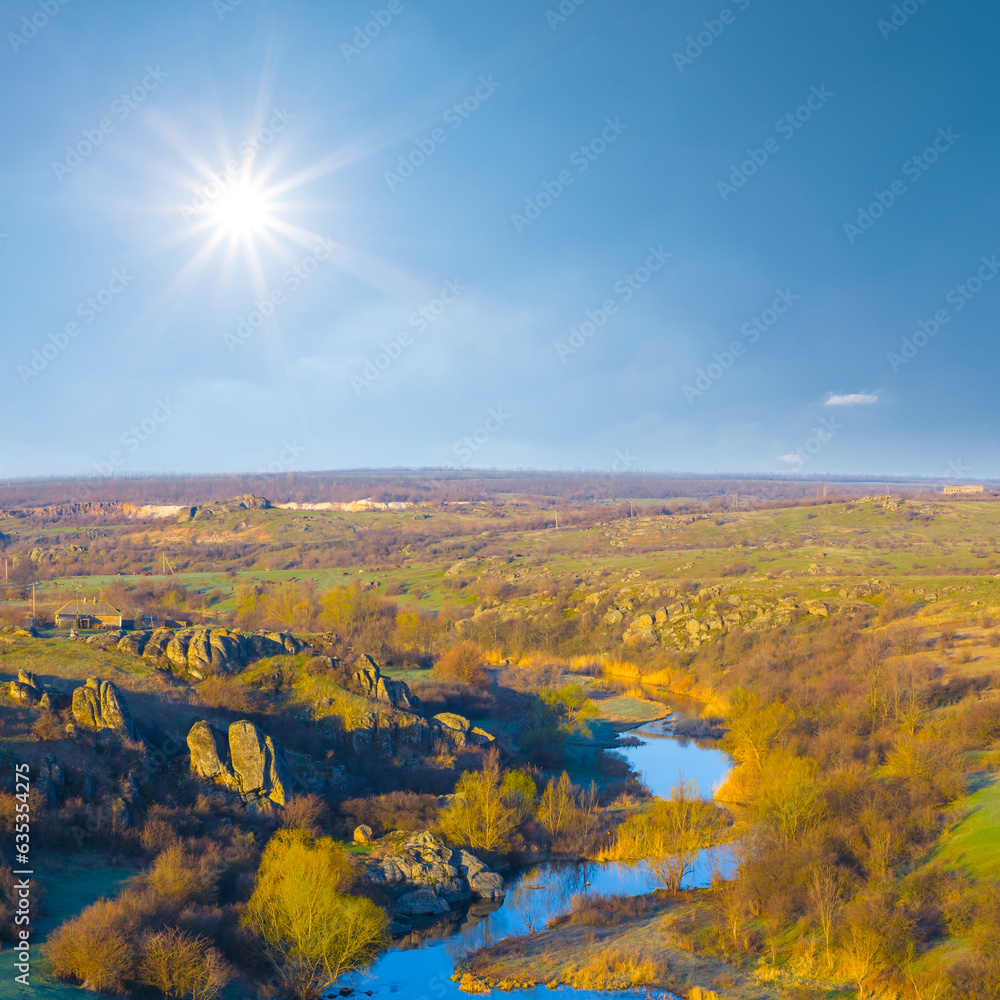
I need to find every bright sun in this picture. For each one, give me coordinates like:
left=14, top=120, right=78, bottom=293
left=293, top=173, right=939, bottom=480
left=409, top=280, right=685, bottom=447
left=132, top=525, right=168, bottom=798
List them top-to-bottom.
left=209, top=181, right=273, bottom=239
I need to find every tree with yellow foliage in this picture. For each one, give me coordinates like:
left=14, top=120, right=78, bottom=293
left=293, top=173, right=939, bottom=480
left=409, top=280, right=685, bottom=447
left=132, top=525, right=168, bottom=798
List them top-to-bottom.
left=241, top=829, right=388, bottom=997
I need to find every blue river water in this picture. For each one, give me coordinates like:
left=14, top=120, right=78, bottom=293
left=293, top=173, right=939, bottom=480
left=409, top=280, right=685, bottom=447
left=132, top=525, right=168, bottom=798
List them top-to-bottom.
left=333, top=723, right=732, bottom=999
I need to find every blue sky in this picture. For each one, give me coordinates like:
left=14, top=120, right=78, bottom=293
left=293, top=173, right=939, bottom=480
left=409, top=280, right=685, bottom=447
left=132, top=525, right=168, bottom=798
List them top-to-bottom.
left=2, top=0, right=998, bottom=481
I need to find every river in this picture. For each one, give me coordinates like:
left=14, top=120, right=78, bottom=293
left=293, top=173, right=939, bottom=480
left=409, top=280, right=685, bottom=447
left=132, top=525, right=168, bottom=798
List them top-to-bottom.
left=334, top=713, right=732, bottom=999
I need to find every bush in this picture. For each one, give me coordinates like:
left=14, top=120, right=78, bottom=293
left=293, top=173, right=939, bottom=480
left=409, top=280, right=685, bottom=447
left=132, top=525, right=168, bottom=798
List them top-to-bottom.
left=433, top=641, right=488, bottom=685
left=31, top=710, right=64, bottom=741
left=338, top=791, right=440, bottom=837
left=280, top=795, right=330, bottom=837
left=141, top=816, right=180, bottom=855
left=241, top=829, right=388, bottom=997
left=148, top=845, right=216, bottom=905
left=568, top=893, right=655, bottom=927
left=45, top=898, right=139, bottom=992
left=139, top=928, right=230, bottom=1000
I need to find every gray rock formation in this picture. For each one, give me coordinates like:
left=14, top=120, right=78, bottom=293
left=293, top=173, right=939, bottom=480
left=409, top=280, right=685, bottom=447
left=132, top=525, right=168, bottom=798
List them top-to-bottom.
left=0, top=625, right=37, bottom=638
left=133, top=626, right=307, bottom=679
left=85, top=630, right=127, bottom=652
left=352, top=656, right=420, bottom=711
left=9, top=670, right=39, bottom=705
left=71, top=678, right=137, bottom=739
left=432, top=713, right=494, bottom=748
left=187, top=719, right=292, bottom=807
left=187, top=721, right=236, bottom=784
left=363, top=831, right=504, bottom=915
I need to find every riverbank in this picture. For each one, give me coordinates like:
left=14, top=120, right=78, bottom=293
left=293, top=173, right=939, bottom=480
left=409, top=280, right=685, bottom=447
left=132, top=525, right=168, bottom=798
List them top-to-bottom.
left=457, top=892, right=842, bottom=998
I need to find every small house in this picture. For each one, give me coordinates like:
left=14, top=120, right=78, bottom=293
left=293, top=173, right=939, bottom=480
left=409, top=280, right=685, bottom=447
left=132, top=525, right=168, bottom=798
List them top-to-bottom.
left=55, top=598, right=123, bottom=630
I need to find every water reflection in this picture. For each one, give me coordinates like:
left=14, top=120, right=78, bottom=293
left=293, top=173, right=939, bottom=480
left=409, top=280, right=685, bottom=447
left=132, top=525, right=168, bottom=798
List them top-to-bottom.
left=613, top=717, right=732, bottom=800
left=334, top=727, right=733, bottom=998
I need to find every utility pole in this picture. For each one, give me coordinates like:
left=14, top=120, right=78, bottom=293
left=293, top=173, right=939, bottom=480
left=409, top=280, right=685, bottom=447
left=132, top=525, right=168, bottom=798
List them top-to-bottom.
left=733, top=491, right=738, bottom=510
left=554, top=510, right=558, bottom=530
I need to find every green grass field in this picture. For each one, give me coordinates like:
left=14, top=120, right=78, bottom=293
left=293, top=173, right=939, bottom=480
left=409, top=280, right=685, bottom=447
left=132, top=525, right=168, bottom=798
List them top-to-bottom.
left=936, top=770, right=1000, bottom=879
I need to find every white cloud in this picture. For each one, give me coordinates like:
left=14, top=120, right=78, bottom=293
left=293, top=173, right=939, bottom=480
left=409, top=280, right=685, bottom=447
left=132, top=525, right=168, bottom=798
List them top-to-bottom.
left=825, top=392, right=879, bottom=406
left=777, top=453, right=804, bottom=466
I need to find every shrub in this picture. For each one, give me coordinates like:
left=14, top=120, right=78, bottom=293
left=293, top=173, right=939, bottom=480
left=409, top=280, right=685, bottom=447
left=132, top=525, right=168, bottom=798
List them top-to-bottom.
left=433, top=641, right=488, bottom=685
left=31, top=710, right=63, bottom=741
left=338, top=791, right=439, bottom=837
left=280, top=795, right=330, bottom=837
left=141, top=816, right=180, bottom=855
left=241, top=829, right=387, bottom=997
left=149, top=845, right=216, bottom=905
left=568, top=893, right=655, bottom=927
left=45, top=898, right=138, bottom=992
left=139, top=928, right=230, bottom=1000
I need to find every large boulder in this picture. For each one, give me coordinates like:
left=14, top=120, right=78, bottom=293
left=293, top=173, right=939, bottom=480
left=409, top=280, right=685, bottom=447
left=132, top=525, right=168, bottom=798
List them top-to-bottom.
left=142, top=628, right=175, bottom=665
left=85, top=630, right=126, bottom=652
left=117, top=631, right=151, bottom=657
left=165, top=631, right=194, bottom=672
left=353, top=656, right=420, bottom=712
left=71, top=678, right=136, bottom=739
left=9, top=680, right=39, bottom=705
left=432, top=713, right=495, bottom=749
left=188, top=719, right=292, bottom=806
left=229, top=720, right=268, bottom=792
left=187, top=721, right=236, bottom=786
left=363, top=831, right=504, bottom=908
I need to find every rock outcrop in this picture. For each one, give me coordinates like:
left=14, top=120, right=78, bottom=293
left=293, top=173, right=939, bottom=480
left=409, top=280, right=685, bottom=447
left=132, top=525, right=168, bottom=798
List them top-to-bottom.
left=0, top=625, right=38, bottom=639
left=134, top=626, right=307, bottom=679
left=85, top=630, right=127, bottom=652
left=352, top=656, right=420, bottom=711
left=71, top=678, right=137, bottom=739
left=432, top=713, right=494, bottom=748
left=187, top=719, right=292, bottom=808
left=37, top=753, right=65, bottom=810
left=364, top=831, right=504, bottom=914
